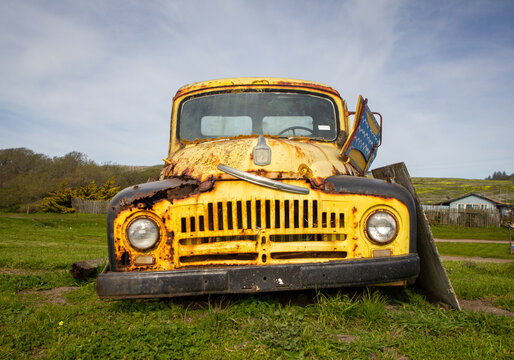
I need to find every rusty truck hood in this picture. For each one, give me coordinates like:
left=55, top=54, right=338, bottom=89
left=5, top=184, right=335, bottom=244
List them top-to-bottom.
left=167, top=137, right=356, bottom=181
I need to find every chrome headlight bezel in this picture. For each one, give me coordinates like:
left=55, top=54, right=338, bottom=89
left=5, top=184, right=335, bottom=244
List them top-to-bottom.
left=365, top=210, right=398, bottom=245
left=126, top=217, right=161, bottom=251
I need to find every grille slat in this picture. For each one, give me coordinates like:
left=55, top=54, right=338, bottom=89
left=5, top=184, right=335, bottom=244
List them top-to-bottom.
left=255, top=200, right=262, bottom=228
left=265, top=200, right=271, bottom=228
left=274, top=200, right=280, bottom=228
left=284, top=200, right=290, bottom=228
left=293, top=200, right=299, bottom=228
left=303, top=200, right=309, bottom=228
left=313, top=200, right=318, bottom=228
left=227, top=201, right=234, bottom=230
left=236, top=201, right=243, bottom=229
left=246, top=201, right=252, bottom=229
left=217, top=202, right=224, bottom=230
left=208, top=203, right=214, bottom=231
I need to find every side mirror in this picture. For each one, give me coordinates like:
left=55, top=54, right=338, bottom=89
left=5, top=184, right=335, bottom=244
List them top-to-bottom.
left=341, top=96, right=382, bottom=175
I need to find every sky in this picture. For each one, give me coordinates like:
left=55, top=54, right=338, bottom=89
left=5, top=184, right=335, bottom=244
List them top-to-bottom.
left=1, top=0, right=513, bottom=179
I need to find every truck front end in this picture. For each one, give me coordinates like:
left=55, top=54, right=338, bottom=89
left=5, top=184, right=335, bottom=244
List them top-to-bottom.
left=97, top=78, right=419, bottom=299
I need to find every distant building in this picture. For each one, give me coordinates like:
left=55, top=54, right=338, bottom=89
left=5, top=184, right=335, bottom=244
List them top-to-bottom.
left=436, top=193, right=511, bottom=216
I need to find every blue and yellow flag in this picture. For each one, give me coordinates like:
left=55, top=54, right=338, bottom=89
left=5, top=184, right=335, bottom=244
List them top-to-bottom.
left=341, top=96, right=381, bottom=175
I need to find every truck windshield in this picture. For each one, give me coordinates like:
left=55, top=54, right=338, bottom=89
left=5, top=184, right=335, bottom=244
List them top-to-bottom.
left=179, top=92, right=337, bottom=141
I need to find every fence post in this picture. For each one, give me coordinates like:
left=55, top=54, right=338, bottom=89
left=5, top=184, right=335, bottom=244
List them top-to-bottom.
left=509, top=224, right=513, bottom=255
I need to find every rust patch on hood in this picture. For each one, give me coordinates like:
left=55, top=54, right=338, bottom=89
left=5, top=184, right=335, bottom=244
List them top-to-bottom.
left=169, top=137, right=351, bottom=181
left=298, top=164, right=313, bottom=179
left=114, top=176, right=216, bottom=212
left=309, top=177, right=326, bottom=190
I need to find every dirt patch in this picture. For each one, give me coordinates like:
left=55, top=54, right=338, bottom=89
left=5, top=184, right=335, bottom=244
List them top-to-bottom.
left=435, top=239, right=509, bottom=244
left=440, top=256, right=513, bottom=263
left=0, top=267, right=64, bottom=275
left=19, top=286, right=79, bottom=305
left=460, top=299, right=513, bottom=317
left=331, top=334, right=358, bottom=343
left=31, top=347, right=46, bottom=359
left=370, top=348, right=410, bottom=360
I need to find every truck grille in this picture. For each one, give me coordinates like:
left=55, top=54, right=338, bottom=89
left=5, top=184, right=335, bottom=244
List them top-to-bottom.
left=175, top=198, right=348, bottom=266
left=179, top=199, right=345, bottom=234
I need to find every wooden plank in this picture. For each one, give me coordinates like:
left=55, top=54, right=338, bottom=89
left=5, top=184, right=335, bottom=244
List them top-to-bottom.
left=372, top=162, right=461, bottom=310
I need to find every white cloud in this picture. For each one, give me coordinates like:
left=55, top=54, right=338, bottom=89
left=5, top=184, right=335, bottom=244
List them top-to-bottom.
left=0, top=0, right=512, bottom=177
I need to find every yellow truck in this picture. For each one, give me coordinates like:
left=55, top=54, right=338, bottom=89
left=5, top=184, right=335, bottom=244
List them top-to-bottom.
left=96, top=78, right=420, bottom=299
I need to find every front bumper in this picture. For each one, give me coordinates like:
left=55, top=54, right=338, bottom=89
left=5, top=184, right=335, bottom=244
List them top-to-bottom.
left=96, top=254, right=419, bottom=299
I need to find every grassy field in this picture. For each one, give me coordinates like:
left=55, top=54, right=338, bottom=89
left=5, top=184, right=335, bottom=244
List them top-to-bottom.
left=412, top=177, right=514, bottom=205
left=0, top=213, right=513, bottom=359
left=0, top=213, right=106, bottom=269
left=431, top=225, right=510, bottom=240
left=436, top=242, right=512, bottom=260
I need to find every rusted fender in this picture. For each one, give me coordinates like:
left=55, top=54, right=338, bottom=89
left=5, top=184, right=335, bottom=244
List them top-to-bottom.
left=106, top=177, right=215, bottom=269
left=109, top=177, right=214, bottom=213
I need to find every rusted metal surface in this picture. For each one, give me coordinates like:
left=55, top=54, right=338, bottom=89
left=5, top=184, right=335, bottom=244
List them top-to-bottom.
left=173, top=77, right=342, bottom=100
left=167, top=137, right=357, bottom=182
left=107, top=177, right=414, bottom=274
left=112, top=177, right=216, bottom=212
left=97, top=255, right=419, bottom=299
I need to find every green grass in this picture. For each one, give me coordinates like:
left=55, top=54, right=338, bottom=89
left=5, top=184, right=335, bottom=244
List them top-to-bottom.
left=0, top=213, right=512, bottom=359
left=0, top=213, right=106, bottom=269
left=431, top=225, right=510, bottom=240
left=437, top=242, right=513, bottom=260
left=444, top=261, right=514, bottom=312
left=1, top=284, right=512, bottom=359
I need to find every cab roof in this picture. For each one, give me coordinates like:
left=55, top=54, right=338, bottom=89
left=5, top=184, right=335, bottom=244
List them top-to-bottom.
left=173, top=77, right=341, bottom=99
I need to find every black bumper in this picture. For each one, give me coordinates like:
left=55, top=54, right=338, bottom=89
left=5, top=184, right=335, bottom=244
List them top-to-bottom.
left=96, top=254, right=420, bottom=299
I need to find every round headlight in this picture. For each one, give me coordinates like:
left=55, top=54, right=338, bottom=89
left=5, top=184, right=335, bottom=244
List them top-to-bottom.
left=366, top=211, right=398, bottom=244
left=127, top=218, right=160, bottom=250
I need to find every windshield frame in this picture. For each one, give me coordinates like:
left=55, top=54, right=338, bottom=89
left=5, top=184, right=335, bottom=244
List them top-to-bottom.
left=176, top=89, right=340, bottom=143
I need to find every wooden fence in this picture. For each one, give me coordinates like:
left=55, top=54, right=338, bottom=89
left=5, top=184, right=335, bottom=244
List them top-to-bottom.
left=71, top=198, right=109, bottom=214
left=423, top=207, right=500, bottom=227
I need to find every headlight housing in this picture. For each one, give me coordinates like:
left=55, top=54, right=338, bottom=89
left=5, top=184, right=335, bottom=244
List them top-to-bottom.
left=366, top=211, right=398, bottom=244
left=126, top=218, right=160, bottom=250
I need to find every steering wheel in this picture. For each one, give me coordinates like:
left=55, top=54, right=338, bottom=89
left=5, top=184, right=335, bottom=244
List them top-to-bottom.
left=277, top=126, right=314, bottom=136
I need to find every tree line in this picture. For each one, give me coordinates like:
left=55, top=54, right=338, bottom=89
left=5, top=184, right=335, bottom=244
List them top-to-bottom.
left=0, top=148, right=162, bottom=212
left=486, top=171, right=514, bottom=181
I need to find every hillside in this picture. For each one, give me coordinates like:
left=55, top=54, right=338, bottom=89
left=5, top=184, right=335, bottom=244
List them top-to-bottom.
left=0, top=148, right=163, bottom=211
left=412, top=177, right=514, bottom=205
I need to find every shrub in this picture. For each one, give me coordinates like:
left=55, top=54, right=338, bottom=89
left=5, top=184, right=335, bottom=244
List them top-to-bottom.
left=41, top=179, right=120, bottom=213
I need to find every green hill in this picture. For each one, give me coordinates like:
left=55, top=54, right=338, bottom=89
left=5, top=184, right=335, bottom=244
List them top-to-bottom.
left=0, top=148, right=163, bottom=211
left=412, top=177, right=514, bottom=205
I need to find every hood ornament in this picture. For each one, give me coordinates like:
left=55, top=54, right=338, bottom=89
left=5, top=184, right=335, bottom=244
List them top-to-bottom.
left=253, top=135, right=271, bottom=166
left=218, top=164, right=309, bottom=194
